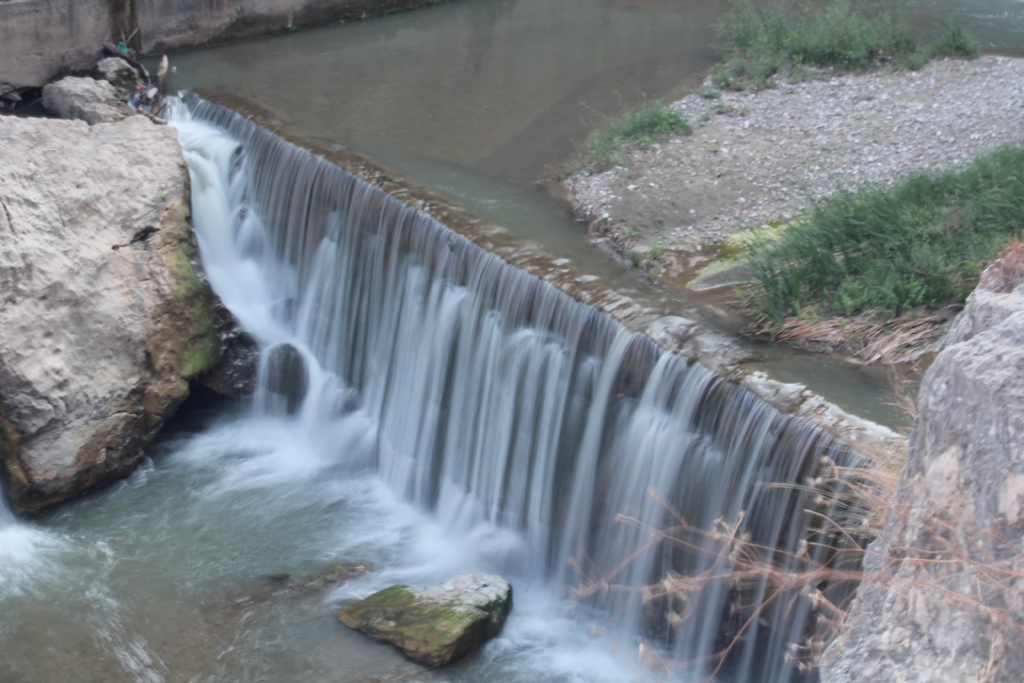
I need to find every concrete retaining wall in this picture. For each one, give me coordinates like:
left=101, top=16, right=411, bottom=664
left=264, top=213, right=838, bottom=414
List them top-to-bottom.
left=0, top=0, right=437, bottom=88
left=0, top=0, right=119, bottom=88
left=136, top=0, right=437, bottom=54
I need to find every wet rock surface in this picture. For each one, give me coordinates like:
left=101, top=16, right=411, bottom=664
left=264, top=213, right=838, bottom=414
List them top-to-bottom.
left=567, top=56, right=1024, bottom=283
left=42, top=76, right=133, bottom=125
left=0, top=115, right=229, bottom=512
left=822, top=246, right=1024, bottom=683
left=199, top=327, right=260, bottom=397
left=265, top=343, right=308, bottom=412
left=337, top=571, right=513, bottom=667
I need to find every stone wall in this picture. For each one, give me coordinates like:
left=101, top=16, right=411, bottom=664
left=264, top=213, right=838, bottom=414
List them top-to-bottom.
left=822, top=246, right=1024, bottom=683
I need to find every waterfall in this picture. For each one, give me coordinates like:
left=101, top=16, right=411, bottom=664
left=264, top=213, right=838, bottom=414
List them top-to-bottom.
left=169, top=95, right=860, bottom=683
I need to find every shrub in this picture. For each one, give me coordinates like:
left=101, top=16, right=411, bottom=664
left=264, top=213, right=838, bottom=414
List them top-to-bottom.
left=930, top=18, right=981, bottom=58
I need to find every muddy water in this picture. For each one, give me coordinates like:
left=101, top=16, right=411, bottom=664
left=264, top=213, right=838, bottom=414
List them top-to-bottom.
left=163, top=0, right=1024, bottom=262
left=165, top=0, right=723, bottom=277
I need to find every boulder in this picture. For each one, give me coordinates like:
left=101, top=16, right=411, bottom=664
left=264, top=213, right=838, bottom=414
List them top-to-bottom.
left=96, top=57, right=144, bottom=89
left=42, top=76, right=132, bottom=125
left=0, top=115, right=230, bottom=512
left=822, top=246, right=1024, bottom=683
left=199, top=329, right=260, bottom=397
left=264, top=343, right=308, bottom=412
left=337, top=572, right=512, bottom=667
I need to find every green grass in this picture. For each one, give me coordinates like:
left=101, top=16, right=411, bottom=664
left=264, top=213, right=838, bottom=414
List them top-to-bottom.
left=713, top=0, right=979, bottom=91
left=930, top=18, right=981, bottom=58
left=584, top=102, right=692, bottom=171
left=744, top=145, right=1024, bottom=322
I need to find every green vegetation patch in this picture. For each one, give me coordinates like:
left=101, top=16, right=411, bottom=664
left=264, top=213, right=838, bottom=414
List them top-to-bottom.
left=714, top=0, right=978, bottom=91
left=929, top=18, right=981, bottom=58
left=584, top=102, right=692, bottom=172
left=743, top=145, right=1024, bottom=323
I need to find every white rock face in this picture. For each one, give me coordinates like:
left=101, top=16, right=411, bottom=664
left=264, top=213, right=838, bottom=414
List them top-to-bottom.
left=42, top=76, right=132, bottom=125
left=0, top=114, right=227, bottom=511
left=822, top=249, right=1024, bottom=683
left=417, top=571, right=511, bottom=609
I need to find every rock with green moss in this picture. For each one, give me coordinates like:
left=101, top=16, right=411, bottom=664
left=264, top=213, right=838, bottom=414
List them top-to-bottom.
left=0, top=114, right=233, bottom=513
left=338, top=572, right=512, bottom=667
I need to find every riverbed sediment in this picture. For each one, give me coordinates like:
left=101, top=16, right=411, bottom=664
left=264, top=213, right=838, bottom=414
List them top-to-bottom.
left=566, top=55, right=1024, bottom=282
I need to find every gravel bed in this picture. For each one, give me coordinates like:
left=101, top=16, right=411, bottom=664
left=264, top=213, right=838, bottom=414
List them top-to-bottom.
left=566, top=55, right=1024, bottom=277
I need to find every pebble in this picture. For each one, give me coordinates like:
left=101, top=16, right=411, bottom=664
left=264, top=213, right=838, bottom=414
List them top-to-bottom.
left=566, top=56, right=1024, bottom=274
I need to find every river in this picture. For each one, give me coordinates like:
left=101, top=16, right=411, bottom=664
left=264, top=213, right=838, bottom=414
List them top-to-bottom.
left=3, top=1, right=1023, bottom=681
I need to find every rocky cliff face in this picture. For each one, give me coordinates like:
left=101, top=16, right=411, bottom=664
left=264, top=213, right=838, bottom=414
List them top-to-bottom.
left=0, top=114, right=230, bottom=513
left=822, top=246, right=1024, bottom=683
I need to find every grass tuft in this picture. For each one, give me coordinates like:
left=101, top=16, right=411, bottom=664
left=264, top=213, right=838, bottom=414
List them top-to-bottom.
left=584, top=102, right=692, bottom=172
left=743, top=145, right=1024, bottom=324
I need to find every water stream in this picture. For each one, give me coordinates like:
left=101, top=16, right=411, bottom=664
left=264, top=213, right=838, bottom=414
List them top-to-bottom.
left=158, top=0, right=1024, bottom=426
left=6, top=1, right=1023, bottom=680
left=0, top=96, right=860, bottom=683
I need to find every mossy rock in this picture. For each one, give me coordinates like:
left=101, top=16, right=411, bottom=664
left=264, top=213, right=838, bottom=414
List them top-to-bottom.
left=337, top=572, right=512, bottom=667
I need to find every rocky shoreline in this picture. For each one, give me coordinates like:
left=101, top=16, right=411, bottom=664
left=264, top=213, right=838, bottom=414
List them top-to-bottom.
left=566, top=55, right=1024, bottom=287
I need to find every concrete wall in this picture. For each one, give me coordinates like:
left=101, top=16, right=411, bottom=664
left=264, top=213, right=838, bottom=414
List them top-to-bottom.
left=0, top=0, right=118, bottom=88
left=0, top=0, right=436, bottom=88
left=136, top=0, right=437, bottom=54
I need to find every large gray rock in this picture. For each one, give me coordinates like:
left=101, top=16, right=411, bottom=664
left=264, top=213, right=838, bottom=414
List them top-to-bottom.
left=96, top=57, right=144, bottom=89
left=42, top=77, right=133, bottom=125
left=0, top=115, right=229, bottom=512
left=822, top=250, right=1024, bottom=683
left=337, top=572, right=512, bottom=667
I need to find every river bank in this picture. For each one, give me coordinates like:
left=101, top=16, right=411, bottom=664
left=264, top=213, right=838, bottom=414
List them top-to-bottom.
left=565, top=55, right=1024, bottom=358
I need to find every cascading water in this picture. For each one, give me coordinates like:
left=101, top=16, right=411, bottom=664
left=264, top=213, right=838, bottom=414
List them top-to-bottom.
left=164, top=95, right=862, bottom=682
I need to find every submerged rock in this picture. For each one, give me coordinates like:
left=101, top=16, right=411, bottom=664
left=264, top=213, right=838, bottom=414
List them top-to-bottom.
left=42, top=76, right=132, bottom=125
left=0, top=115, right=230, bottom=512
left=264, top=343, right=308, bottom=412
left=337, top=572, right=512, bottom=667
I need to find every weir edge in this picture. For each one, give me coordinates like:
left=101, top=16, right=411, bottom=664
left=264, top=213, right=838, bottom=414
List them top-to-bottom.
left=194, top=88, right=904, bottom=459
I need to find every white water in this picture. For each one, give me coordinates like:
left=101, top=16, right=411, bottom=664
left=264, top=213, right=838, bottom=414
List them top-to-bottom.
left=0, top=98, right=858, bottom=683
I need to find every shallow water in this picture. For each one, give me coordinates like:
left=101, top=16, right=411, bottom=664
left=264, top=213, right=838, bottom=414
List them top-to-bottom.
left=160, top=0, right=1023, bottom=424
left=163, top=0, right=1024, bottom=263
left=0, top=406, right=645, bottom=683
